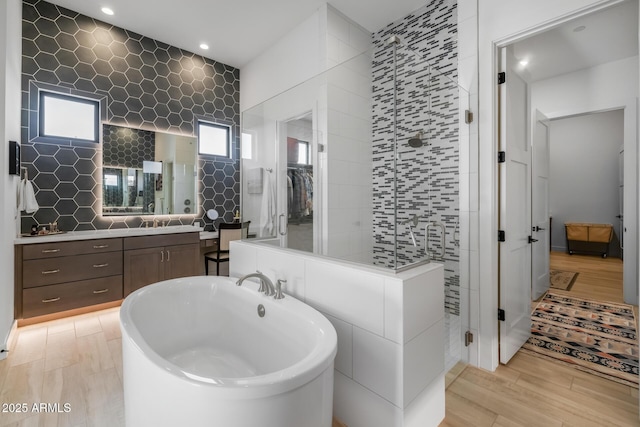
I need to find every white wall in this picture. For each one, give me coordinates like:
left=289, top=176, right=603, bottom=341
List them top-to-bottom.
left=0, top=0, right=21, bottom=358
left=477, top=0, right=625, bottom=371
left=240, top=6, right=327, bottom=112
left=531, top=56, right=639, bottom=115
left=549, top=111, right=624, bottom=254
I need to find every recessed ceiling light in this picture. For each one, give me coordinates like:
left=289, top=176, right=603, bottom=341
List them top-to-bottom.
left=101, top=7, right=114, bottom=15
left=573, top=25, right=586, bottom=32
left=200, top=43, right=210, bottom=50
left=519, top=59, right=529, bottom=67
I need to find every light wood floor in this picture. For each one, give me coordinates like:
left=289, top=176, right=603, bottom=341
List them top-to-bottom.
left=441, top=251, right=639, bottom=426
left=1, top=252, right=635, bottom=426
left=0, top=307, right=347, bottom=427
left=0, top=308, right=123, bottom=426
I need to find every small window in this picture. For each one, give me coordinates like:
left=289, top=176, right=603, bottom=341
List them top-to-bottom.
left=39, top=91, right=99, bottom=142
left=198, top=122, right=230, bottom=157
left=241, top=132, right=253, bottom=160
left=297, top=140, right=310, bottom=165
left=104, top=174, right=119, bottom=187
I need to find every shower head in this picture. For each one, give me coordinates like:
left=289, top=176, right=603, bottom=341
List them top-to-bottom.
left=408, top=132, right=424, bottom=148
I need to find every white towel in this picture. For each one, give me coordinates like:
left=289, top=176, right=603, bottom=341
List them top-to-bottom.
left=260, top=172, right=276, bottom=236
left=18, top=178, right=39, bottom=214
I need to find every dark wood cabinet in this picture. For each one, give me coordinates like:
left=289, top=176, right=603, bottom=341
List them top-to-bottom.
left=16, top=231, right=200, bottom=322
left=123, top=233, right=199, bottom=296
left=15, top=238, right=124, bottom=320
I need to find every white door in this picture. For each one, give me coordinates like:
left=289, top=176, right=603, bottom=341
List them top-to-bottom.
left=498, top=47, right=532, bottom=364
left=531, top=110, right=551, bottom=300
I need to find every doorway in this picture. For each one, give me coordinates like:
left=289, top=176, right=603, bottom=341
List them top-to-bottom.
left=497, top=0, right=639, bottom=364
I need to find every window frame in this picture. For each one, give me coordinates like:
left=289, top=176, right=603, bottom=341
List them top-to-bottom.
left=38, top=91, right=100, bottom=143
left=198, top=121, right=231, bottom=158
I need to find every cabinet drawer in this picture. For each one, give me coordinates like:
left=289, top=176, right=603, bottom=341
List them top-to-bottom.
left=124, top=232, right=199, bottom=250
left=22, top=238, right=123, bottom=260
left=23, top=251, right=123, bottom=288
left=22, top=276, right=123, bottom=318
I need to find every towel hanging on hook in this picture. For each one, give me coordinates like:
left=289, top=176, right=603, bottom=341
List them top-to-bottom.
left=17, top=167, right=39, bottom=214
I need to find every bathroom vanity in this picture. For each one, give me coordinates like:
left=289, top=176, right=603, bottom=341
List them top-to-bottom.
left=14, top=226, right=201, bottom=323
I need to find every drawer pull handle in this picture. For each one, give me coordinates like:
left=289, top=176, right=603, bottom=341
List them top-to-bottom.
left=93, top=244, right=109, bottom=249
left=42, top=249, right=61, bottom=254
left=166, top=250, right=170, bottom=261
left=93, top=263, right=109, bottom=268
left=42, top=269, right=60, bottom=275
left=92, top=289, right=109, bottom=294
left=42, top=297, right=61, bottom=303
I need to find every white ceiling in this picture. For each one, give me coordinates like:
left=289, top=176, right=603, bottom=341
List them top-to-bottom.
left=41, top=0, right=639, bottom=78
left=45, top=0, right=427, bottom=68
left=512, top=0, right=638, bottom=82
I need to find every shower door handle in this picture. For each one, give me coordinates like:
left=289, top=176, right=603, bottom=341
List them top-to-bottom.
left=278, top=214, right=288, bottom=236
left=425, top=221, right=446, bottom=260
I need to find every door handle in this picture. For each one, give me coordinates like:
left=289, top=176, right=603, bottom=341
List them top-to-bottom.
left=278, top=214, right=287, bottom=236
left=535, top=226, right=545, bottom=231
left=528, top=236, right=538, bottom=243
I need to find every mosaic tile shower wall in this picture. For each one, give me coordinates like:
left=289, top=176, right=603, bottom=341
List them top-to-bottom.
left=19, top=0, right=240, bottom=232
left=371, top=0, right=461, bottom=314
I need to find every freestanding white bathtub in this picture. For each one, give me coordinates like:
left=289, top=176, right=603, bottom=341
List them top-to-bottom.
left=120, top=275, right=337, bottom=427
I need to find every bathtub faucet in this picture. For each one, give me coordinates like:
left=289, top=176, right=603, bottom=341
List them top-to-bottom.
left=236, top=271, right=276, bottom=297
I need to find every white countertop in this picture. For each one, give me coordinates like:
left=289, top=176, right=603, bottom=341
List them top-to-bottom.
left=15, top=225, right=204, bottom=245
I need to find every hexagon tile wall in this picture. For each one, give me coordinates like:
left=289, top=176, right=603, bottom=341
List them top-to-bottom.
left=19, top=0, right=240, bottom=232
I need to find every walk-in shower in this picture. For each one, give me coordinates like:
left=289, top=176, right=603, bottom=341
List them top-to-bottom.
left=240, top=35, right=470, bottom=374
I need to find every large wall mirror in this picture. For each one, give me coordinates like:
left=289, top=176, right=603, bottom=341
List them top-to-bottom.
left=102, top=124, right=197, bottom=216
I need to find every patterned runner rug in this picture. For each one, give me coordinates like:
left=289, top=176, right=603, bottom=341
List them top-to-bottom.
left=549, top=269, right=579, bottom=291
left=522, top=291, right=638, bottom=387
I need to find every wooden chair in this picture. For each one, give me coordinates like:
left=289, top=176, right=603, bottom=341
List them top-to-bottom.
left=204, top=221, right=250, bottom=276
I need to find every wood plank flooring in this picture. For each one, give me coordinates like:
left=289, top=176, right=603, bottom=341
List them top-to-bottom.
left=1, top=251, right=635, bottom=426
left=441, top=251, right=638, bottom=426
left=0, top=307, right=347, bottom=427
left=0, top=308, right=123, bottom=426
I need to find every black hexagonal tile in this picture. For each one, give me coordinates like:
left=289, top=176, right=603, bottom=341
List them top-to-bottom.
left=55, top=15, right=79, bottom=35
left=34, top=18, right=60, bottom=38
left=23, top=22, right=40, bottom=41
left=92, top=26, right=113, bottom=45
left=75, top=29, right=97, bottom=48
left=55, top=32, right=77, bottom=51
left=124, top=35, right=144, bottom=53
left=109, top=40, right=128, bottom=58
left=92, top=43, right=112, bottom=61
left=34, top=51, right=59, bottom=69
left=22, top=56, right=39, bottom=76
left=109, top=56, right=128, bottom=73
left=55, top=65, right=79, bottom=83
left=124, top=82, right=143, bottom=98
left=33, top=155, right=59, bottom=174
left=74, top=158, right=95, bottom=175
left=56, top=165, right=78, bottom=182
left=33, top=171, right=58, bottom=190
left=74, top=175, right=95, bottom=191
left=54, top=182, right=78, bottom=198
left=36, top=190, right=60, bottom=207
left=74, top=190, right=95, bottom=207
left=54, top=198, right=78, bottom=214
left=74, top=207, right=96, bottom=223
left=34, top=208, right=58, bottom=226
left=56, top=215, right=79, bottom=231
left=74, top=222, right=96, bottom=231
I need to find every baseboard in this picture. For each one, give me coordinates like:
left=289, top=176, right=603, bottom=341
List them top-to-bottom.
left=0, top=320, right=18, bottom=361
